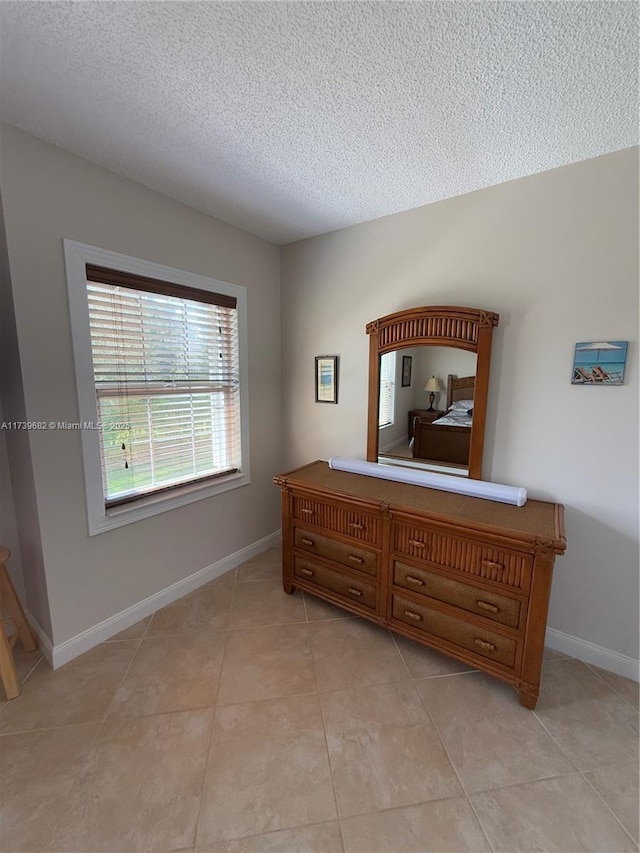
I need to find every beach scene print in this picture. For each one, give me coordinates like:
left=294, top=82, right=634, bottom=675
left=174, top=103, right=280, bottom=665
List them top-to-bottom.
left=572, top=341, right=628, bottom=385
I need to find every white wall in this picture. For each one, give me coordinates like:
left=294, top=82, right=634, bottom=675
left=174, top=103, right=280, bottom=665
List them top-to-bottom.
left=0, top=125, right=282, bottom=646
left=281, top=148, right=639, bottom=661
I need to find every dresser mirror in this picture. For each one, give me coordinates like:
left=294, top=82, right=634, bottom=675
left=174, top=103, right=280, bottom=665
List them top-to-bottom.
left=366, top=306, right=499, bottom=480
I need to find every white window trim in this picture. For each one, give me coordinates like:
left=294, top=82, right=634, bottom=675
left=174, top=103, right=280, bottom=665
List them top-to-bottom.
left=63, top=239, right=250, bottom=535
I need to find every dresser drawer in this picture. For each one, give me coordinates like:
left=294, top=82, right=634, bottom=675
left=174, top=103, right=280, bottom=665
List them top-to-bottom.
left=292, top=493, right=381, bottom=546
left=392, top=520, right=532, bottom=592
left=294, top=527, right=378, bottom=578
left=294, top=557, right=377, bottom=611
left=393, top=561, right=522, bottom=629
left=391, top=593, right=518, bottom=669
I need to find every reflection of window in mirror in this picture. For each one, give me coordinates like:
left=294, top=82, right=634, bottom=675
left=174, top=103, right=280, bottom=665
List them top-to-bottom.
left=378, top=351, right=396, bottom=427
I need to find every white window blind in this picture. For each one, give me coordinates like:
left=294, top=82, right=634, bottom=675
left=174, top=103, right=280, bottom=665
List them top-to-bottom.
left=86, top=265, right=241, bottom=507
left=379, top=351, right=396, bottom=427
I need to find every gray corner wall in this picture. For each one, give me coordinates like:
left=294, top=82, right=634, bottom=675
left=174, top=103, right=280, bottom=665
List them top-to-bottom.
left=0, top=124, right=282, bottom=646
left=281, top=147, right=639, bottom=661
left=0, top=187, right=50, bottom=631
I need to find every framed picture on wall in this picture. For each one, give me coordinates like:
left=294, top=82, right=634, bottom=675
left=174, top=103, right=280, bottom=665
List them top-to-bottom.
left=571, top=341, right=628, bottom=385
left=315, top=355, right=339, bottom=403
left=401, top=355, right=412, bottom=387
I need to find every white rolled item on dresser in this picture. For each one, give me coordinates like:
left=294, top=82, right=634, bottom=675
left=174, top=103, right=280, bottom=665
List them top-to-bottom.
left=327, top=457, right=527, bottom=506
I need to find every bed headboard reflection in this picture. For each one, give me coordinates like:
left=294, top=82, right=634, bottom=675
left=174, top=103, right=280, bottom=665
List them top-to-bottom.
left=447, top=374, right=475, bottom=410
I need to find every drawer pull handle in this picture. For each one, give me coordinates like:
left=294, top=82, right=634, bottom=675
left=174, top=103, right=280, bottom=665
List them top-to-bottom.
left=300, top=508, right=315, bottom=516
left=349, top=522, right=365, bottom=530
left=300, top=537, right=314, bottom=546
left=408, top=539, right=426, bottom=550
left=348, top=555, right=364, bottom=565
left=481, top=559, right=504, bottom=572
left=300, top=568, right=314, bottom=577
left=405, top=575, right=424, bottom=587
left=347, top=587, right=363, bottom=597
left=477, top=600, right=499, bottom=614
left=404, top=609, right=423, bottom=622
left=474, top=638, right=496, bottom=652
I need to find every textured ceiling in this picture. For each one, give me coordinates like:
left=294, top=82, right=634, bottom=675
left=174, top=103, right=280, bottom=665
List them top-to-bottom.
left=0, top=2, right=637, bottom=244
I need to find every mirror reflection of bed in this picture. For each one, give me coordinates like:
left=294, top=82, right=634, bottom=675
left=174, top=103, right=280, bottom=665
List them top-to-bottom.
left=380, top=374, right=474, bottom=474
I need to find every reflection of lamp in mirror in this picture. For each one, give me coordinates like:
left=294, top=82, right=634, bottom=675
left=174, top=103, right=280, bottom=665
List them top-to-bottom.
left=424, top=375, right=443, bottom=411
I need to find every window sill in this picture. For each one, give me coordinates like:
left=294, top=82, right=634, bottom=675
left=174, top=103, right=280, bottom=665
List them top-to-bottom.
left=89, top=469, right=250, bottom=535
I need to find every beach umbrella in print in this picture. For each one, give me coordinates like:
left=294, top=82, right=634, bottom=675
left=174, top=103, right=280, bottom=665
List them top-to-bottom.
left=576, top=342, right=623, bottom=363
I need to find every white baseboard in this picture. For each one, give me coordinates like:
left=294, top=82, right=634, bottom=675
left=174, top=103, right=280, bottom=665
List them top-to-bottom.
left=379, top=436, right=408, bottom=453
left=30, top=530, right=281, bottom=670
left=545, top=628, right=640, bottom=683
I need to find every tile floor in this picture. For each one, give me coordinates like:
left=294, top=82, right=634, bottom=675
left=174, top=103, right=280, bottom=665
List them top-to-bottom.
left=1, top=547, right=638, bottom=853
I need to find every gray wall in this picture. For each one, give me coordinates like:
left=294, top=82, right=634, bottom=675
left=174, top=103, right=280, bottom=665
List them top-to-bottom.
left=0, top=125, right=282, bottom=645
left=281, top=148, right=639, bottom=660
left=0, top=188, right=50, bottom=631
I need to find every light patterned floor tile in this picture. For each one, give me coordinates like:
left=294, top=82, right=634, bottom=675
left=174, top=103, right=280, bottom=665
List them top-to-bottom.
left=236, top=548, right=283, bottom=583
left=228, top=581, right=305, bottom=628
left=147, top=583, right=234, bottom=636
left=106, top=616, right=152, bottom=641
left=309, top=618, right=407, bottom=692
left=216, top=623, right=315, bottom=705
left=108, top=629, right=227, bottom=717
left=394, top=634, right=476, bottom=678
left=0, top=641, right=137, bottom=733
left=11, top=642, right=44, bottom=683
left=534, top=658, right=639, bottom=772
left=587, top=664, right=639, bottom=710
left=416, top=670, right=572, bottom=792
left=321, top=681, right=462, bottom=817
left=196, top=695, right=336, bottom=845
left=48, top=708, right=213, bottom=852
left=0, top=722, right=100, bottom=852
left=584, top=760, right=640, bottom=843
left=471, top=774, right=638, bottom=852
left=340, top=797, right=491, bottom=853
left=196, top=821, right=343, bottom=852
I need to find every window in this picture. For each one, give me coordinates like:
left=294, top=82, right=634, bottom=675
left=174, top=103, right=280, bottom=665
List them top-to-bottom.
left=64, top=241, right=249, bottom=534
left=379, top=351, right=396, bottom=427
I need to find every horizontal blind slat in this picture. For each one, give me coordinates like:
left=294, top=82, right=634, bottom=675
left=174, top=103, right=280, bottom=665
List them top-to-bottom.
left=88, top=274, right=242, bottom=503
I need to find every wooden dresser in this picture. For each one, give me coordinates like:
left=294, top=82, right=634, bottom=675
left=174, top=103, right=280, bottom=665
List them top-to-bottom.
left=274, top=461, right=566, bottom=708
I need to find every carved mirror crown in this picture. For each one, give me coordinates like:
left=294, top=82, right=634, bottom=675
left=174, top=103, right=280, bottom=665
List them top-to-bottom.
left=366, top=306, right=499, bottom=480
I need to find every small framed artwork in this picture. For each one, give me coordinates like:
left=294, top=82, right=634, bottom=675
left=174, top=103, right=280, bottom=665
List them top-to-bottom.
left=571, top=341, right=628, bottom=385
left=315, top=355, right=339, bottom=403
left=401, top=355, right=412, bottom=387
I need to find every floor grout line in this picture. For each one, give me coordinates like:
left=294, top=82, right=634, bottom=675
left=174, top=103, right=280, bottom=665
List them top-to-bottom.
left=306, top=613, right=345, bottom=850
left=583, top=660, right=640, bottom=712
left=408, top=662, right=497, bottom=853
left=191, top=689, right=220, bottom=850
left=579, top=766, right=640, bottom=849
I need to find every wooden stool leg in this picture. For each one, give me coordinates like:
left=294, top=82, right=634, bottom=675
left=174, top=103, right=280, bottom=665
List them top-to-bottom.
left=0, top=561, right=37, bottom=652
left=0, top=625, right=20, bottom=699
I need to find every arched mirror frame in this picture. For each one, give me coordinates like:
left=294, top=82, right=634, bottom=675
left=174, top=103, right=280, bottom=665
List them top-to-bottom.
left=366, top=306, right=499, bottom=480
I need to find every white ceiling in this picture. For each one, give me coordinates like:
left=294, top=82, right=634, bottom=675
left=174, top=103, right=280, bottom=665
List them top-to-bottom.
left=0, top=2, right=637, bottom=245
